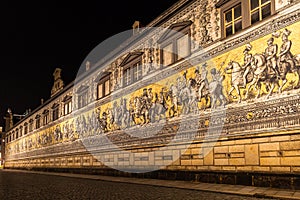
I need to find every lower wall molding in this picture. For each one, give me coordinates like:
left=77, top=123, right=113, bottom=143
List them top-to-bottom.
left=5, top=167, right=300, bottom=190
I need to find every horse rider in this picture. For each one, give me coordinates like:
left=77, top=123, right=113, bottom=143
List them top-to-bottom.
left=278, top=28, right=295, bottom=72
left=264, top=37, right=279, bottom=77
left=242, top=43, right=253, bottom=88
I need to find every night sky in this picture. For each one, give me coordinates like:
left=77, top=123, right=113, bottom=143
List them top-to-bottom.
left=0, top=0, right=179, bottom=128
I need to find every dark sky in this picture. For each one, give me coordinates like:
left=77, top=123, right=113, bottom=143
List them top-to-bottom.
left=0, top=0, right=179, bottom=128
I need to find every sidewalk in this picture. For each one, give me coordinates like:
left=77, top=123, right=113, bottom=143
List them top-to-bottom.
left=3, top=169, right=300, bottom=199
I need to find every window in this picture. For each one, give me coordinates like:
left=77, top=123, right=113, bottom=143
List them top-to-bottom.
left=218, top=0, right=274, bottom=38
left=250, top=0, right=271, bottom=25
left=224, top=4, right=242, bottom=37
left=158, top=21, right=192, bottom=67
left=161, top=32, right=190, bottom=66
left=177, top=34, right=190, bottom=60
left=162, top=44, right=173, bottom=66
left=120, top=52, right=143, bottom=87
left=123, top=60, right=142, bottom=86
left=132, top=63, right=142, bottom=82
left=124, top=68, right=131, bottom=86
left=96, top=73, right=111, bottom=99
left=76, top=85, right=89, bottom=109
left=78, top=90, right=88, bottom=109
left=63, top=95, right=72, bottom=115
left=64, top=100, right=72, bottom=115
left=64, top=101, right=72, bottom=115
left=52, top=104, right=59, bottom=121
left=43, top=110, right=49, bottom=125
left=43, top=111, right=49, bottom=125
left=36, top=115, right=41, bottom=129
left=29, top=119, right=33, bottom=132
left=24, top=123, right=28, bottom=135
left=19, top=126, right=23, bottom=137
left=13, top=130, right=17, bottom=140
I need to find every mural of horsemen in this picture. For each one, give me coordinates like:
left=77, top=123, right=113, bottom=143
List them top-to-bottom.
left=16, top=27, right=300, bottom=151
left=87, top=28, right=300, bottom=131
left=225, top=28, right=300, bottom=102
left=90, top=63, right=227, bottom=132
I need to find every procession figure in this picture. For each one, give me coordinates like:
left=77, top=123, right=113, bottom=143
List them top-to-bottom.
left=276, top=28, right=299, bottom=92
left=278, top=28, right=295, bottom=72
left=264, top=37, right=279, bottom=77
left=242, top=44, right=253, bottom=88
left=198, top=63, right=209, bottom=100
left=194, top=67, right=201, bottom=84
left=209, top=68, right=226, bottom=108
left=187, top=78, right=199, bottom=114
left=169, top=83, right=179, bottom=117
left=132, top=88, right=150, bottom=125
left=148, top=88, right=154, bottom=106
left=149, top=88, right=167, bottom=122
left=120, top=98, right=130, bottom=128
left=96, top=107, right=108, bottom=132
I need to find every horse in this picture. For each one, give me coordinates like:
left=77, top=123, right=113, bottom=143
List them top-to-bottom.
left=245, top=54, right=279, bottom=99
left=225, top=60, right=252, bottom=103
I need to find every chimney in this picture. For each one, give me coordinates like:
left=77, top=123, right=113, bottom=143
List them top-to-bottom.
left=132, top=21, right=141, bottom=35
left=85, top=61, right=91, bottom=71
left=41, top=98, right=44, bottom=105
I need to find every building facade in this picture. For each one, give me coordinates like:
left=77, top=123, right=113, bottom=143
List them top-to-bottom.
left=4, top=0, right=300, bottom=188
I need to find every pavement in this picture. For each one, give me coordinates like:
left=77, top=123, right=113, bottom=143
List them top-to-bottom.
left=3, top=169, right=300, bottom=200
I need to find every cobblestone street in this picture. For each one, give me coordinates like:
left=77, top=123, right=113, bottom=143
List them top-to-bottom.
left=0, top=170, right=274, bottom=200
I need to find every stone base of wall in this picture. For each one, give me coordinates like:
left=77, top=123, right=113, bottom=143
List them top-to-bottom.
left=5, top=166, right=300, bottom=190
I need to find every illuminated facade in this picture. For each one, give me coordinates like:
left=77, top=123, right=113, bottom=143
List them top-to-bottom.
left=5, top=0, right=300, bottom=188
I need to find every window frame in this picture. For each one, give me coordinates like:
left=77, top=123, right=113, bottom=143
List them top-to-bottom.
left=219, top=0, right=275, bottom=39
left=249, top=0, right=273, bottom=25
left=223, top=3, right=243, bottom=37
left=160, top=26, right=191, bottom=67
left=122, top=57, right=143, bottom=87
left=97, top=74, right=111, bottom=99
left=78, top=88, right=88, bottom=109
left=63, top=95, right=72, bottom=115
left=64, top=100, right=72, bottom=115
left=52, top=104, right=60, bottom=121
left=43, top=110, right=49, bottom=126
left=36, top=115, right=41, bottom=129
left=29, top=119, right=33, bottom=132
left=24, top=123, right=28, bottom=135
left=19, top=126, right=23, bottom=137
left=15, top=129, right=18, bottom=140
